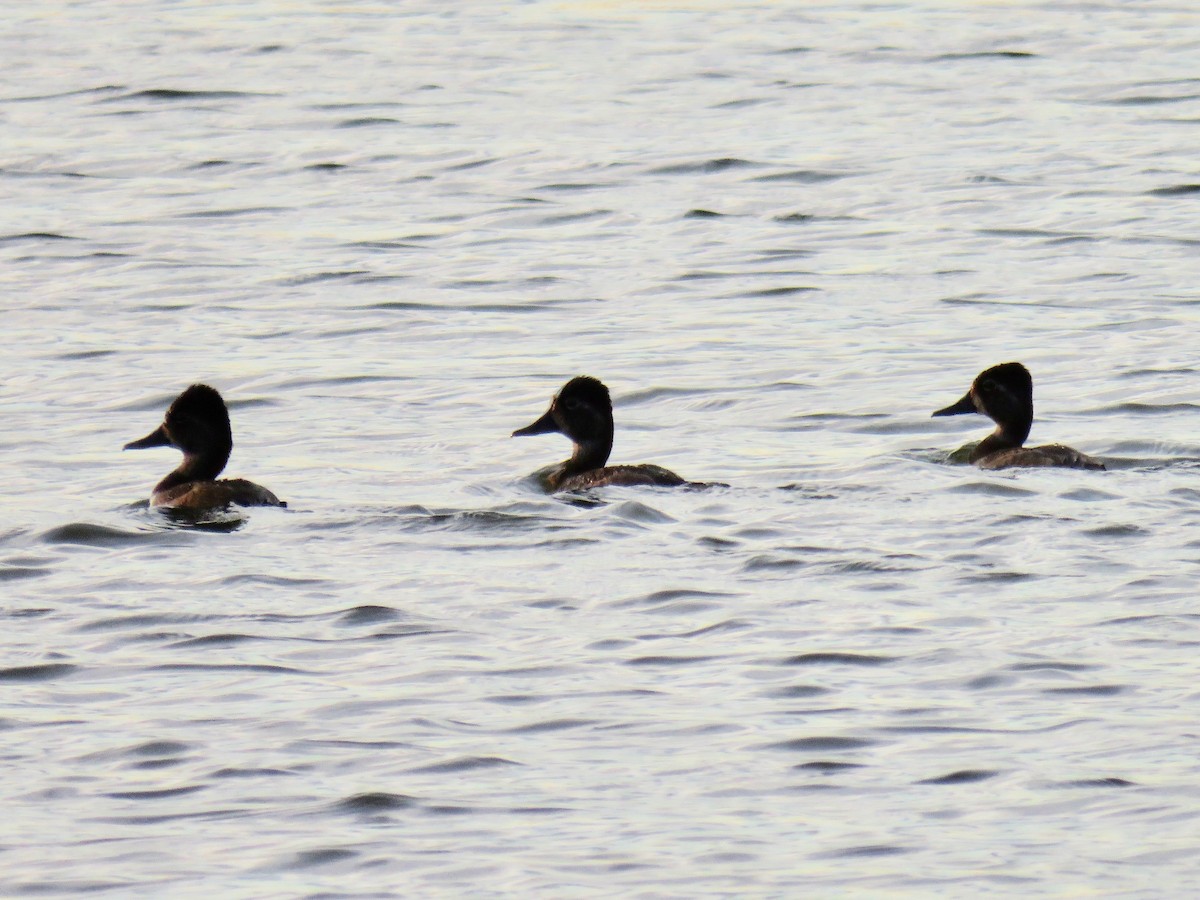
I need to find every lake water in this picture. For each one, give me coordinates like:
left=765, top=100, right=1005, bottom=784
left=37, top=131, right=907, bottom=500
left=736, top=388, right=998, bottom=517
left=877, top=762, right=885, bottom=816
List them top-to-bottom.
left=4, top=1, right=1200, bottom=895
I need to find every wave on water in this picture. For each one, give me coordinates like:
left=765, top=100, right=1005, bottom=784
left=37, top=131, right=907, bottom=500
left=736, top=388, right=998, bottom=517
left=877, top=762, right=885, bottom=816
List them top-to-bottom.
left=110, top=88, right=273, bottom=102
left=648, top=157, right=762, bottom=176
left=0, top=232, right=78, bottom=244
left=39, top=522, right=192, bottom=547
left=0, top=663, right=77, bottom=682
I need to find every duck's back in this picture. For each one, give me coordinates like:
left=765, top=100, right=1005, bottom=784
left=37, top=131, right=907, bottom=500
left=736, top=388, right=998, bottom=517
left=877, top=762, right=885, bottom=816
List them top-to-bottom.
left=977, top=444, right=1105, bottom=471
left=556, top=464, right=686, bottom=492
left=152, top=479, right=286, bottom=509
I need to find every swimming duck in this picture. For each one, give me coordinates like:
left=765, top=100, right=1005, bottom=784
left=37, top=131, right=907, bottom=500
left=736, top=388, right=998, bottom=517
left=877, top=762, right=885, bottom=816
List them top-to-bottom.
left=932, top=362, right=1105, bottom=470
left=512, top=376, right=688, bottom=491
left=124, top=384, right=286, bottom=508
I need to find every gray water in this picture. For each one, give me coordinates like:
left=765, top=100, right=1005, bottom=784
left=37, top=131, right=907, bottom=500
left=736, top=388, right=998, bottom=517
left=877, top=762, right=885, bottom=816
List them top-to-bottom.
left=4, top=1, right=1200, bottom=896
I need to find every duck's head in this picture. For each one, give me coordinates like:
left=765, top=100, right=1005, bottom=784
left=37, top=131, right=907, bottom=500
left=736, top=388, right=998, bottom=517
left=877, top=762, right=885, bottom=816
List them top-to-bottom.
left=933, top=361, right=1033, bottom=436
left=513, top=376, right=614, bottom=454
left=125, top=384, right=233, bottom=473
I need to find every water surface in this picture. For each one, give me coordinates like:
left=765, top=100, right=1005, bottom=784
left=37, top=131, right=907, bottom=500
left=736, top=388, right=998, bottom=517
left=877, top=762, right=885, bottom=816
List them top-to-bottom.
left=4, top=1, right=1200, bottom=895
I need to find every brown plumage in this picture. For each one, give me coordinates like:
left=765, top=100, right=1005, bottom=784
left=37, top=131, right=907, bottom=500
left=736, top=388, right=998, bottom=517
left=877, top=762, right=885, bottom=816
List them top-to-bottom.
left=933, top=362, right=1105, bottom=471
left=512, top=376, right=689, bottom=492
left=124, top=384, right=286, bottom=509
left=546, top=463, right=686, bottom=492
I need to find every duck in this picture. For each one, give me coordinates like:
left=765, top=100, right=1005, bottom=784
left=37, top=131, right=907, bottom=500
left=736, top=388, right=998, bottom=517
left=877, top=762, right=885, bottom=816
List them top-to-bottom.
left=932, top=362, right=1105, bottom=470
left=512, top=376, right=689, bottom=491
left=124, top=384, right=286, bottom=509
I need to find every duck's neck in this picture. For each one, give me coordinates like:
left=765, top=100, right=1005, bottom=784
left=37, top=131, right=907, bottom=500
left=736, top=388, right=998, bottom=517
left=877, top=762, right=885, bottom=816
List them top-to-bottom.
left=970, top=420, right=1031, bottom=463
left=562, top=436, right=612, bottom=477
left=154, top=451, right=228, bottom=494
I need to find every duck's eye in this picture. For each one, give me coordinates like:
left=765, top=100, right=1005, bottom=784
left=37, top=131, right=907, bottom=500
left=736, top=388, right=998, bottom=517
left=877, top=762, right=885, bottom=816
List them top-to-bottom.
left=563, top=397, right=581, bottom=411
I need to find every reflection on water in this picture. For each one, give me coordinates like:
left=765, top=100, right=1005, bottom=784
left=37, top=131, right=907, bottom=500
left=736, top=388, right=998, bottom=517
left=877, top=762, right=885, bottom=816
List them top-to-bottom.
left=4, top=0, right=1200, bottom=895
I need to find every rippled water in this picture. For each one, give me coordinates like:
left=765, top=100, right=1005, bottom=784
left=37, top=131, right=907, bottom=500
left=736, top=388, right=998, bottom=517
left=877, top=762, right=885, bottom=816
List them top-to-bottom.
left=5, top=1, right=1200, bottom=895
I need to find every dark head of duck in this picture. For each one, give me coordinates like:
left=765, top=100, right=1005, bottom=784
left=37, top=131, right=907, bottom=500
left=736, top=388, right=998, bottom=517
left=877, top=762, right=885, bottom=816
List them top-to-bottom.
left=932, top=361, right=1033, bottom=447
left=512, top=375, right=615, bottom=469
left=124, top=384, right=233, bottom=484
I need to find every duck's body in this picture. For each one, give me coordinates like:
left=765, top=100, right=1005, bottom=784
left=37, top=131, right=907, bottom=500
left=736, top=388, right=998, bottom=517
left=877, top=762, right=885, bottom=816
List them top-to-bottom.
left=933, top=362, right=1104, bottom=471
left=513, top=376, right=689, bottom=491
left=125, top=384, right=286, bottom=510
left=972, top=443, right=1102, bottom=471
left=537, top=462, right=687, bottom=493
left=149, top=478, right=284, bottom=509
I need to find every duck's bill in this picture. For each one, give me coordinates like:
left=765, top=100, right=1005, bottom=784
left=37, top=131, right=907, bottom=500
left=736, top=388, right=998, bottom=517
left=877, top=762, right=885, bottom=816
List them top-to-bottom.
left=932, top=393, right=976, bottom=417
left=512, top=408, right=559, bottom=437
left=124, top=424, right=171, bottom=450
